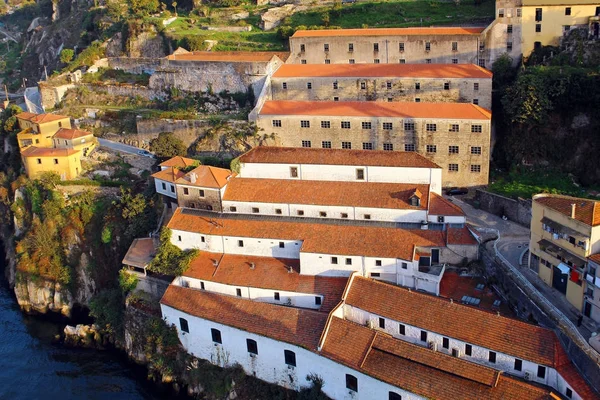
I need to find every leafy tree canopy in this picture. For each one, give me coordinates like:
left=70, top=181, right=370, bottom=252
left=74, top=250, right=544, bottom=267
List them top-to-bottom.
left=150, top=132, right=187, bottom=159
left=148, top=227, right=198, bottom=276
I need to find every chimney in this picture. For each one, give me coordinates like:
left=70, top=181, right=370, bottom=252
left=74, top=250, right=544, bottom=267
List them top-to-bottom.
left=190, top=173, right=197, bottom=184
left=571, top=203, right=576, bottom=219
left=211, top=259, right=218, bottom=267
left=249, top=262, right=255, bottom=270
left=287, top=266, right=293, bottom=273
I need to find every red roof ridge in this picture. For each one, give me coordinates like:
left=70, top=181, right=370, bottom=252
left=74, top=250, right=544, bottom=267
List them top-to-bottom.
left=291, top=27, right=486, bottom=38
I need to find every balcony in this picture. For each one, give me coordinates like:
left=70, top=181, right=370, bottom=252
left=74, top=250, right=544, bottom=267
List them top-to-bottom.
left=541, top=217, right=589, bottom=254
left=538, top=239, right=586, bottom=270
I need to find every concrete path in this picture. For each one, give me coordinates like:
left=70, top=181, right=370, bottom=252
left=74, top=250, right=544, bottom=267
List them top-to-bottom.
left=23, top=87, right=44, bottom=114
left=98, top=138, right=145, bottom=155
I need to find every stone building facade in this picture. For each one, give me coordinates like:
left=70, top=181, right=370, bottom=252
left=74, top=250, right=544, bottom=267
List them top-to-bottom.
left=287, top=27, right=487, bottom=66
left=270, top=63, right=492, bottom=109
left=254, top=101, right=491, bottom=187
left=175, top=184, right=224, bottom=212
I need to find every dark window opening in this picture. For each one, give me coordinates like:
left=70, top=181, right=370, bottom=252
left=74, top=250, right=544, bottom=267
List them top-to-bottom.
left=179, top=318, right=189, bottom=333
left=211, top=328, right=222, bottom=344
left=247, top=339, right=258, bottom=355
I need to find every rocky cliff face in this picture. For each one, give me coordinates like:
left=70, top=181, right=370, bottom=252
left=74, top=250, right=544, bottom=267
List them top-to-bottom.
left=14, top=277, right=74, bottom=316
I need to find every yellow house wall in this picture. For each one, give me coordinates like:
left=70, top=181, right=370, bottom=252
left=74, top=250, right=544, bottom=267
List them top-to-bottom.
left=522, top=4, right=599, bottom=56
left=17, top=117, right=72, bottom=149
left=17, top=131, right=54, bottom=148
left=53, top=136, right=98, bottom=154
left=22, top=154, right=81, bottom=181
left=566, top=278, right=584, bottom=310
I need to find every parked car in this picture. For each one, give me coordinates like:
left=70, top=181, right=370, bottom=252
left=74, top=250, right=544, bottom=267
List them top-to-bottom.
left=137, top=150, right=155, bottom=158
left=446, top=187, right=469, bottom=196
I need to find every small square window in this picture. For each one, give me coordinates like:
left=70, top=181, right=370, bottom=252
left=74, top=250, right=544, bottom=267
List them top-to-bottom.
left=565, top=7, right=571, bottom=15
left=452, top=58, right=458, bottom=64
left=301, top=59, right=307, bottom=64
left=325, top=59, right=330, bottom=64
left=349, top=59, right=355, bottom=64
left=374, top=59, right=380, bottom=64
left=399, top=59, right=406, bottom=64
left=426, top=59, right=432, bottom=64
left=479, top=59, right=486, bottom=68
left=415, top=82, right=421, bottom=90
left=444, top=82, right=450, bottom=90
left=387, top=97, right=392, bottom=102
left=415, top=98, right=421, bottom=103
left=473, top=99, right=479, bottom=105
left=272, top=119, right=283, bottom=128
left=300, top=120, right=310, bottom=128
left=321, top=120, right=331, bottom=129
left=341, top=121, right=351, bottom=129
left=362, top=122, right=372, bottom=130
left=383, top=122, right=393, bottom=130
left=404, top=122, right=415, bottom=131
left=426, top=124, right=437, bottom=132
left=471, top=125, right=482, bottom=133
left=301, top=140, right=312, bottom=148
left=322, top=141, right=332, bottom=148
left=342, top=142, right=352, bottom=149
left=362, top=142, right=373, bottom=150
left=383, top=143, right=393, bottom=151
left=404, top=144, right=415, bottom=152
left=426, top=145, right=437, bottom=153
left=449, top=145, right=459, bottom=154
left=471, top=146, right=482, bottom=155
left=449, top=164, right=459, bottom=172
left=290, top=167, right=298, bottom=178
left=356, top=169, right=365, bottom=180
left=230, top=206, right=237, bottom=212
left=252, top=207, right=260, bottom=213
left=275, top=208, right=282, bottom=215
left=297, top=210, right=304, bottom=216
left=319, top=211, right=327, bottom=217
left=341, top=213, right=348, bottom=218
left=364, top=214, right=371, bottom=220
left=438, top=216, right=445, bottom=223
left=238, top=240, right=244, bottom=247
left=279, top=242, right=285, bottom=248
left=331, top=257, right=338, bottom=264
left=345, top=258, right=352, bottom=265
left=375, top=260, right=382, bottom=266
left=401, top=262, right=408, bottom=269
left=274, top=292, right=280, bottom=301
left=315, top=296, right=322, bottom=305
left=211, top=328, right=222, bottom=344
left=566, top=388, right=573, bottom=398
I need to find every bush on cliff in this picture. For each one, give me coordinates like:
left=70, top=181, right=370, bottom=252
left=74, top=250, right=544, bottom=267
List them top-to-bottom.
left=149, top=132, right=187, bottom=159
left=148, top=227, right=197, bottom=276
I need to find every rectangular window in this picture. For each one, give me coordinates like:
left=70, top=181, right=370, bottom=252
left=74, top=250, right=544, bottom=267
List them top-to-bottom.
left=565, top=7, right=571, bottom=15
left=498, top=8, right=504, bottom=17
left=517, top=8, right=521, bottom=17
left=535, top=8, right=542, bottom=21
left=507, top=24, right=513, bottom=34
left=535, top=24, right=541, bottom=33
left=399, top=42, right=405, bottom=52
left=425, top=42, right=431, bottom=51
left=452, top=42, right=458, bottom=51
left=507, top=42, right=513, bottom=51
left=324, top=43, right=329, bottom=52
left=349, top=43, right=354, bottom=52
left=374, top=43, right=379, bottom=52
left=300, top=44, right=305, bottom=52
left=452, top=58, right=458, bottom=64
left=325, top=59, right=330, bottom=64
left=349, top=59, right=355, bottom=64
left=374, top=59, right=380, bottom=64
left=399, top=59, right=406, bottom=64
left=426, top=59, right=432, bottom=64
left=479, top=59, right=486, bottom=68
left=386, top=81, right=392, bottom=89
left=282, top=82, right=287, bottom=90
left=306, top=82, right=312, bottom=90
left=333, top=82, right=338, bottom=90
left=360, top=82, right=366, bottom=90
left=415, top=82, right=421, bottom=90
left=444, top=82, right=450, bottom=90
left=474, top=83, right=479, bottom=91
left=473, top=99, right=479, bottom=105
left=272, top=119, right=281, bottom=127
left=300, top=120, right=310, bottom=128
left=320, top=120, right=331, bottom=129
left=341, top=121, right=351, bottom=129
left=362, top=122, right=372, bottom=130
left=382, top=122, right=393, bottom=130
left=404, top=122, right=415, bottom=131
left=426, top=124, right=437, bottom=132
left=447, top=124, right=459, bottom=132
left=471, top=125, right=482, bottom=133
left=301, top=140, right=311, bottom=148
left=322, top=141, right=332, bottom=148
left=342, top=141, right=352, bottom=149
left=363, top=142, right=373, bottom=150
left=383, top=143, right=394, bottom=151
left=404, top=144, right=415, bottom=152
left=426, top=145, right=437, bottom=153
left=449, top=145, right=459, bottom=154
left=471, top=146, right=482, bottom=155
left=53, top=158, right=59, bottom=165
left=448, top=164, right=459, bottom=172
left=290, top=167, right=298, bottom=178
left=356, top=169, right=364, bottom=180
left=161, top=182, right=166, bottom=190
left=170, top=185, right=175, bottom=193
left=183, top=187, right=189, bottom=195
left=198, top=189, right=205, bottom=197
left=229, top=206, right=237, bottom=212
left=252, top=207, right=259, bottom=213
left=275, top=208, right=282, bottom=215
left=297, top=210, right=304, bottom=216
left=319, top=211, right=327, bottom=217
left=341, top=212, right=348, bottom=218
left=364, top=214, right=371, bottom=220
left=178, top=235, right=182, bottom=242
left=201, top=236, right=206, bottom=243
left=238, top=240, right=244, bottom=247
left=278, top=242, right=285, bottom=249
left=331, top=257, right=338, bottom=264
left=345, top=258, right=352, bottom=265
left=401, top=262, right=408, bottom=269
left=370, top=272, right=380, bottom=277
left=200, top=281, right=205, bottom=290
left=236, top=288, right=242, bottom=297
left=274, top=292, right=280, bottom=301
left=315, top=296, right=322, bottom=305
left=179, top=318, right=189, bottom=333
left=379, top=318, right=385, bottom=329
left=399, top=324, right=406, bottom=335
left=211, top=328, right=222, bottom=344
left=420, top=331, right=427, bottom=342
left=443, top=337, right=449, bottom=349
left=247, top=339, right=258, bottom=355
left=465, top=344, right=472, bottom=356
left=284, top=350, right=296, bottom=367
left=489, top=351, right=496, bottom=363
left=514, top=359, right=522, bottom=371
left=537, top=366, right=546, bottom=379
left=346, top=374, right=358, bottom=392
left=566, top=388, right=573, bottom=398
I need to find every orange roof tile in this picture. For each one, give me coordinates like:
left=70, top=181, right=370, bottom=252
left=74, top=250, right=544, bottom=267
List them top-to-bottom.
left=292, top=27, right=486, bottom=38
left=166, top=51, right=290, bottom=62
left=273, top=63, right=492, bottom=79
left=259, top=100, right=491, bottom=120
left=15, top=112, right=70, bottom=124
left=52, top=128, right=93, bottom=140
left=21, top=146, right=79, bottom=157
left=239, top=146, right=441, bottom=169
left=159, top=156, right=198, bottom=169
left=175, top=165, right=232, bottom=189
left=151, top=167, right=186, bottom=183
left=223, top=178, right=430, bottom=210
left=428, top=193, right=465, bottom=216
left=534, top=194, right=600, bottom=227
left=167, top=208, right=449, bottom=260
left=447, top=226, right=478, bottom=246
left=122, top=238, right=158, bottom=268
left=183, top=252, right=348, bottom=313
left=589, top=253, right=600, bottom=265
left=344, top=276, right=562, bottom=366
left=160, top=285, right=327, bottom=350
left=322, top=318, right=553, bottom=400
left=556, top=361, right=599, bottom=400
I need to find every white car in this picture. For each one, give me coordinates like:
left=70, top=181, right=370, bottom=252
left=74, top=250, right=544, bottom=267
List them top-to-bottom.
left=137, top=150, right=155, bottom=158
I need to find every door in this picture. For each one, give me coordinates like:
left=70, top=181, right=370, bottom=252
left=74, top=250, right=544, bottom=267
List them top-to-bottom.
left=431, top=249, right=440, bottom=264
left=552, top=266, right=568, bottom=294
left=584, top=301, right=592, bottom=318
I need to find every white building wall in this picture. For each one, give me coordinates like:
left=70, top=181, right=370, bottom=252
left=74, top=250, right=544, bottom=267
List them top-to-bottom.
left=155, top=178, right=178, bottom=199
left=223, top=201, right=292, bottom=216
left=427, top=215, right=465, bottom=224
left=171, top=230, right=223, bottom=253
left=222, top=236, right=303, bottom=259
left=299, top=252, right=365, bottom=277
left=161, top=304, right=425, bottom=400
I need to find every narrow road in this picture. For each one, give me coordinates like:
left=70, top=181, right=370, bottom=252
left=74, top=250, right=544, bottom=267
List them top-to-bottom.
left=24, top=87, right=44, bottom=114
left=98, top=138, right=145, bottom=155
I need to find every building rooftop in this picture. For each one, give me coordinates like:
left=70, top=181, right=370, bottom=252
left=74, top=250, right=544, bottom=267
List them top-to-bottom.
left=292, top=27, right=486, bottom=38
left=166, top=51, right=290, bottom=62
left=273, top=63, right=492, bottom=79
left=259, top=100, right=492, bottom=120
left=15, top=112, right=70, bottom=124
left=52, top=128, right=93, bottom=140
left=21, top=146, right=79, bottom=157
left=239, top=146, right=441, bottom=169
left=159, top=156, right=198, bottom=169
left=175, top=165, right=233, bottom=189
left=151, top=167, right=186, bottom=183
left=223, top=178, right=431, bottom=211
left=429, top=193, right=466, bottom=216
left=534, top=194, right=600, bottom=227
left=167, top=208, right=450, bottom=260
left=122, top=238, right=158, bottom=268
left=183, top=252, right=348, bottom=313
left=589, top=253, right=600, bottom=265
left=344, top=276, right=564, bottom=367
left=160, top=285, right=327, bottom=350
left=321, top=318, right=554, bottom=400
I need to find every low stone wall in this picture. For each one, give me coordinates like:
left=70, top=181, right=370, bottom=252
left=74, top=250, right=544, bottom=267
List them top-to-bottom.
left=108, top=57, right=162, bottom=75
left=39, top=83, right=76, bottom=110
left=104, top=84, right=166, bottom=101
left=475, top=189, right=532, bottom=227
left=134, top=275, right=170, bottom=302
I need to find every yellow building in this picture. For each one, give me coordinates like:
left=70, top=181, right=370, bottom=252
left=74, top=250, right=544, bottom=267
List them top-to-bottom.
left=521, top=0, right=600, bottom=56
left=16, top=112, right=72, bottom=149
left=52, top=128, right=98, bottom=157
left=20, top=146, right=82, bottom=181
left=529, top=194, right=600, bottom=311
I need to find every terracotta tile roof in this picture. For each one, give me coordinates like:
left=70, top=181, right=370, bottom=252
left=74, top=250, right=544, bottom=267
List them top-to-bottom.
left=292, top=27, right=486, bottom=38
left=166, top=51, right=290, bottom=62
left=273, top=63, right=492, bottom=79
left=259, top=100, right=492, bottom=120
left=15, top=112, right=70, bottom=124
left=52, top=128, right=93, bottom=140
left=20, top=146, right=79, bottom=157
left=239, top=146, right=441, bottom=169
left=159, top=156, right=198, bottom=169
left=175, top=165, right=232, bottom=188
left=151, top=167, right=186, bottom=183
left=223, top=178, right=430, bottom=210
left=428, top=193, right=465, bottom=216
left=534, top=194, right=600, bottom=227
left=167, top=208, right=449, bottom=260
left=446, top=226, right=478, bottom=246
left=122, top=238, right=158, bottom=268
left=183, top=252, right=348, bottom=313
left=589, top=253, right=600, bottom=265
left=344, top=276, right=561, bottom=366
left=160, top=285, right=327, bottom=350
left=322, top=318, right=553, bottom=400
left=556, top=361, right=599, bottom=400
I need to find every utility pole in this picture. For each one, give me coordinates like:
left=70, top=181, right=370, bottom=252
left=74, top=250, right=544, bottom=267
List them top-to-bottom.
left=44, top=65, right=48, bottom=81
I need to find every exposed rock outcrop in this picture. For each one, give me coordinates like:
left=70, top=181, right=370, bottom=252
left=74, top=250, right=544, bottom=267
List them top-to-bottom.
left=260, top=5, right=295, bottom=31
left=14, top=277, right=74, bottom=317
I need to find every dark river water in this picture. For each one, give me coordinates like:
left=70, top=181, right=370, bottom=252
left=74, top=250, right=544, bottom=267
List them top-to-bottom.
left=0, top=245, right=166, bottom=400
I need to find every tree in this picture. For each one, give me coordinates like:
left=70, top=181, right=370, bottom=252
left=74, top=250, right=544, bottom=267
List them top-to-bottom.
left=130, top=0, right=159, bottom=16
left=172, top=1, right=177, bottom=15
left=321, top=12, right=330, bottom=27
left=60, top=49, right=75, bottom=64
left=491, top=53, right=516, bottom=90
left=149, top=132, right=187, bottom=159
left=148, top=227, right=198, bottom=276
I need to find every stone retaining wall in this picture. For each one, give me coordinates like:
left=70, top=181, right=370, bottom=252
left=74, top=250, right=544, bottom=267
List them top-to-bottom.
left=475, top=189, right=532, bottom=227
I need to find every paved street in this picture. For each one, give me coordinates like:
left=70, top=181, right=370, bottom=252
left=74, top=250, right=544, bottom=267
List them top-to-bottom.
left=98, top=138, right=145, bottom=155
